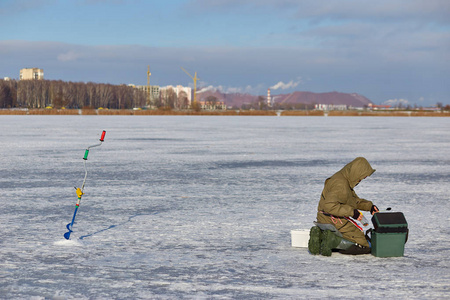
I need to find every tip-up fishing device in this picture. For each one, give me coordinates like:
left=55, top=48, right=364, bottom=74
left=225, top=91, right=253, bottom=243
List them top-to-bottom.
left=64, top=130, right=106, bottom=240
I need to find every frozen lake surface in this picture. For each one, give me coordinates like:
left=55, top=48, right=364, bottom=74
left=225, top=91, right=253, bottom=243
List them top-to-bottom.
left=0, top=115, right=449, bottom=299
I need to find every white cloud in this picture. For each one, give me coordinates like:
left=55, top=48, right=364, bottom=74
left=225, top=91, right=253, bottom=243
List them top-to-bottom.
left=270, top=79, right=301, bottom=90
left=197, top=84, right=265, bottom=95
left=229, top=84, right=264, bottom=94
left=196, top=85, right=219, bottom=93
left=383, top=98, right=410, bottom=107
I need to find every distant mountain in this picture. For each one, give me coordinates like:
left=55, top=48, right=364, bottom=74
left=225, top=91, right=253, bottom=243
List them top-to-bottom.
left=196, top=88, right=373, bottom=108
left=273, top=91, right=373, bottom=107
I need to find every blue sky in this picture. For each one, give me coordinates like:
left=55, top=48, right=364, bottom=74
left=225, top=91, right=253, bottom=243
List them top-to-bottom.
left=1, top=0, right=449, bottom=106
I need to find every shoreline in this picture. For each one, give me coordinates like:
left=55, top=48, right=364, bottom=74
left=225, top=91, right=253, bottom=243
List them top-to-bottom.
left=1, top=108, right=449, bottom=117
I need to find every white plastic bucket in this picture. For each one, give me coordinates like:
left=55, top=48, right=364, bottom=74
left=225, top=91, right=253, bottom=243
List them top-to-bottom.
left=291, top=229, right=310, bottom=248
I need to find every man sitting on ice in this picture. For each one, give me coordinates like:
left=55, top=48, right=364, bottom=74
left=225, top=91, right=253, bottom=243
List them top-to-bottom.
left=309, top=157, right=379, bottom=256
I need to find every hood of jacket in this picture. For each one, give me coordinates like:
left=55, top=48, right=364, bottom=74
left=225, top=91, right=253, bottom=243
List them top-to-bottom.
left=340, top=157, right=375, bottom=188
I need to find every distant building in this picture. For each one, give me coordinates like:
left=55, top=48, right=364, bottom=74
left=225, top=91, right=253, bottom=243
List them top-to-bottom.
left=20, top=68, right=44, bottom=80
left=136, top=85, right=160, bottom=103
left=160, top=85, right=192, bottom=104
left=267, top=88, right=272, bottom=107
left=199, top=100, right=227, bottom=111
left=368, top=103, right=392, bottom=110
left=315, top=104, right=347, bottom=111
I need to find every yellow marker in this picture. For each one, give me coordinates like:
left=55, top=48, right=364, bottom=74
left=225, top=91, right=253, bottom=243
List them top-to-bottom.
left=76, top=188, right=84, bottom=198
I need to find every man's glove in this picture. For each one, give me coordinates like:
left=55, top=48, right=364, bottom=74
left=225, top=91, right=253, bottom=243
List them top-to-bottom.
left=370, top=205, right=379, bottom=215
left=353, top=209, right=361, bottom=220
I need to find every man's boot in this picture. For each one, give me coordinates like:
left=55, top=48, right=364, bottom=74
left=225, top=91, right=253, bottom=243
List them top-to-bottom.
left=308, top=226, right=322, bottom=255
left=320, top=230, right=342, bottom=256
left=334, top=238, right=356, bottom=251
left=339, top=244, right=371, bottom=255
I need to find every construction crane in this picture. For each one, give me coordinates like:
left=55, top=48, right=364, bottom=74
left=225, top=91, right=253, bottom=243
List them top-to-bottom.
left=147, top=65, right=151, bottom=106
left=181, top=67, right=199, bottom=105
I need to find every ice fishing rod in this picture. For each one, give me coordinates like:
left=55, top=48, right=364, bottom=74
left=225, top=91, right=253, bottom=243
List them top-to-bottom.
left=64, top=130, right=106, bottom=240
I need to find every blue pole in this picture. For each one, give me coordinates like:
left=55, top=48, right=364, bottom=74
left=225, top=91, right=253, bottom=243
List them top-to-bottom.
left=64, top=188, right=83, bottom=240
left=64, top=204, right=79, bottom=240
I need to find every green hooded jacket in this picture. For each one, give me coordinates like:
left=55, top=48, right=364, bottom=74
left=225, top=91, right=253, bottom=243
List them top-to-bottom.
left=317, top=157, right=376, bottom=218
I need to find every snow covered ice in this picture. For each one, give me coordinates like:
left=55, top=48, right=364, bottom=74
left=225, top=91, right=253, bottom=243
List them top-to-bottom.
left=0, top=115, right=449, bottom=299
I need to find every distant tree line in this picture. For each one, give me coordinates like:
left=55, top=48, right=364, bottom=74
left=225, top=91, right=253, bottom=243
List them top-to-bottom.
left=0, top=79, right=146, bottom=109
left=2, top=79, right=448, bottom=111
left=158, top=89, right=190, bottom=110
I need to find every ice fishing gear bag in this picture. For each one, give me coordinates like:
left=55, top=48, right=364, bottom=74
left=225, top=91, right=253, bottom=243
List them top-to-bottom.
left=370, top=212, right=408, bottom=257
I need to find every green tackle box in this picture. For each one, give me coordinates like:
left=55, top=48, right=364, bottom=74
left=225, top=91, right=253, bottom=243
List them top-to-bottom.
left=371, top=212, right=408, bottom=257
